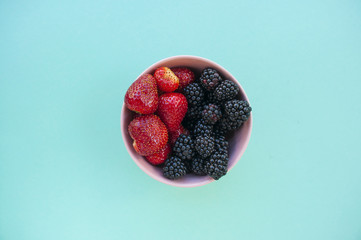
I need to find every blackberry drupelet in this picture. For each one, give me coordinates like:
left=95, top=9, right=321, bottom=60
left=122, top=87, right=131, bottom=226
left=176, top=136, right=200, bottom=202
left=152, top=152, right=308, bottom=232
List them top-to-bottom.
left=199, top=68, right=223, bottom=91
left=214, top=80, right=239, bottom=102
left=183, top=83, right=205, bottom=106
left=224, top=100, right=252, bottom=122
left=202, top=103, right=222, bottom=125
left=185, top=104, right=203, bottom=121
left=193, top=119, right=213, bottom=137
left=173, top=134, right=194, bottom=161
left=195, top=134, right=215, bottom=158
left=204, top=151, right=229, bottom=180
left=163, top=156, right=187, bottom=180
left=191, top=156, right=206, bottom=175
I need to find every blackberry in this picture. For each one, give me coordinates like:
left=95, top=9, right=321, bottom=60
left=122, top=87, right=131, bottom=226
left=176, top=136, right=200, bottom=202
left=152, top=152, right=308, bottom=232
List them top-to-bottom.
left=199, top=68, right=223, bottom=91
left=214, top=80, right=239, bottom=101
left=183, top=83, right=205, bottom=106
left=205, top=92, right=218, bottom=104
left=224, top=100, right=252, bottom=122
left=185, top=104, right=203, bottom=121
left=202, top=104, right=222, bottom=125
left=215, top=117, right=243, bottom=133
left=193, top=119, right=213, bottom=137
left=213, top=125, right=227, bottom=136
left=173, top=134, right=194, bottom=161
left=195, top=134, right=215, bottom=158
left=214, top=135, right=229, bottom=154
left=204, top=151, right=229, bottom=180
left=163, top=156, right=187, bottom=180
left=191, top=156, right=206, bottom=175
left=184, top=159, right=192, bottom=174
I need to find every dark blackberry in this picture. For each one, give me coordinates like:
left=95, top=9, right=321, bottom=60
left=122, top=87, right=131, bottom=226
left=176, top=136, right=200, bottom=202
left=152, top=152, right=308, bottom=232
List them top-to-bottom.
left=199, top=68, right=223, bottom=91
left=214, top=80, right=240, bottom=101
left=183, top=83, right=205, bottom=106
left=205, top=92, right=218, bottom=104
left=224, top=100, right=252, bottom=122
left=185, top=104, right=203, bottom=121
left=201, top=104, right=222, bottom=125
left=215, top=117, right=243, bottom=133
left=193, top=119, right=213, bottom=137
left=213, top=122, right=227, bottom=136
left=173, top=134, right=194, bottom=161
left=195, top=134, right=215, bottom=158
left=214, top=135, right=229, bottom=154
left=204, top=151, right=229, bottom=180
left=163, top=156, right=187, bottom=180
left=191, top=156, right=206, bottom=175
left=184, top=159, right=192, bottom=174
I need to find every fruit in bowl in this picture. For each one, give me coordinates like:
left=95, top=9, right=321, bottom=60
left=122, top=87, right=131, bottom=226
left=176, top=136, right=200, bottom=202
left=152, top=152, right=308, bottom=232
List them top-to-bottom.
left=123, top=56, right=252, bottom=186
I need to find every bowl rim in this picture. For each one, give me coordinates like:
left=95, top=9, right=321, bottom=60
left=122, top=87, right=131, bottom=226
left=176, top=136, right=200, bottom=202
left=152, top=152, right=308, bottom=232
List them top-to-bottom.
left=120, top=55, right=253, bottom=187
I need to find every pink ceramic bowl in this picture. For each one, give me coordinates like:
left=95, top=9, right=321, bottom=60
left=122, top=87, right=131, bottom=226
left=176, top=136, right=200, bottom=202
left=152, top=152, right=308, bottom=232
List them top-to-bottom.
left=121, top=55, right=252, bottom=187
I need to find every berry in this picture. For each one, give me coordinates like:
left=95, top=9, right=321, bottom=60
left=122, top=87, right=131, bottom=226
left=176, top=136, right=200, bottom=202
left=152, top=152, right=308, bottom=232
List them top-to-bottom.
left=154, top=67, right=180, bottom=92
left=171, top=67, right=195, bottom=90
left=199, top=68, right=223, bottom=91
left=125, top=74, right=158, bottom=114
left=214, top=80, right=239, bottom=101
left=183, top=83, right=205, bottom=106
left=205, top=91, right=219, bottom=104
left=157, top=93, right=188, bottom=132
left=224, top=100, right=252, bottom=122
left=185, top=104, right=203, bottom=120
left=201, top=104, right=222, bottom=125
left=128, top=115, right=168, bottom=156
left=215, top=116, right=243, bottom=133
left=193, top=119, right=213, bottom=137
left=213, top=123, right=227, bottom=136
left=169, top=125, right=190, bottom=147
left=173, top=134, right=194, bottom=161
left=195, top=134, right=215, bottom=158
left=214, top=135, right=229, bottom=154
left=145, top=143, right=171, bottom=165
left=204, top=151, right=229, bottom=180
left=163, top=156, right=187, bottom=180
left=191, top=156, right=206, bottom=175
left=184, top=159, right=192, bottom=174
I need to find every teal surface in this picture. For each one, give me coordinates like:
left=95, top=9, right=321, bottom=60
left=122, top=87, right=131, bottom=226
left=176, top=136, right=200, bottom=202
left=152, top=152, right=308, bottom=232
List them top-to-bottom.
left=1, top=0, right=361, bottom=239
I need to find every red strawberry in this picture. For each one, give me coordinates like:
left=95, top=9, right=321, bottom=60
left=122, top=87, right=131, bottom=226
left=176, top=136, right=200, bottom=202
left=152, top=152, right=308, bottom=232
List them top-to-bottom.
left=154, top=67, right=179, bottom=92
left=171, top=67, right=195, bottom=90
left=125, top=74, right=158, bottom=114
left=157, top=93, right=188, bottom=132
left=128, top=114, right=168, bottom=156
left=169, top=125, right=190, bottom=147
left=145, top=143, right=171, bottom=165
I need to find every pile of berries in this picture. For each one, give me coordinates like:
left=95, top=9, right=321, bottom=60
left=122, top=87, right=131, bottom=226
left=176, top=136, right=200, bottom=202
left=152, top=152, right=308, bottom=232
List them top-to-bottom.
left=125, top=66, right=252, bottom=181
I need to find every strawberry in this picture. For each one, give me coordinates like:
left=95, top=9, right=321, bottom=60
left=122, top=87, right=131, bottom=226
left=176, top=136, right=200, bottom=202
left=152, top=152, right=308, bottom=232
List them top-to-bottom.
left=154, top=67, right=179, bottom=92
left=171, top=67, right=195, bottom=90
left=125, top=74, right=158, bottom=114
left=157, top=93, right=188, bottom=132
left=128, top=114, right=168, bottom=156
left=169, top=125, right=190, bottom=147
left=145, top=143, right=171, bottom=165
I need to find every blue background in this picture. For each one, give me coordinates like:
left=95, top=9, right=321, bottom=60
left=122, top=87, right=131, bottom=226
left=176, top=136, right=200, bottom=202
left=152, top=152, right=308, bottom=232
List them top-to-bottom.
left=1, top=0, right=361, bottom=239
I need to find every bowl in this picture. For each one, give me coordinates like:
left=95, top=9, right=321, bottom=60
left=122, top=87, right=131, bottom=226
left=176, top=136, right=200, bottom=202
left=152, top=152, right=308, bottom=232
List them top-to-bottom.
left=121, top=55, right=252, bottom=187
